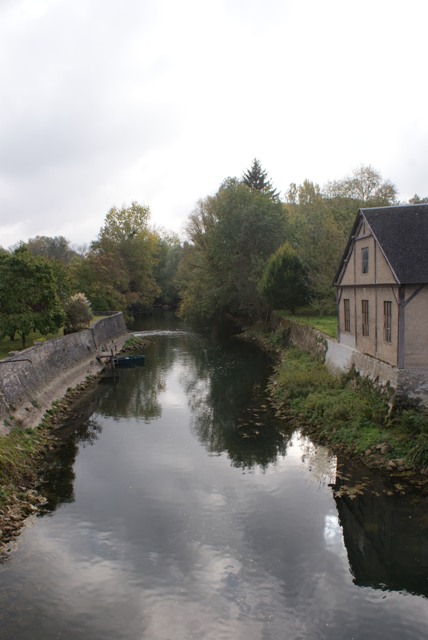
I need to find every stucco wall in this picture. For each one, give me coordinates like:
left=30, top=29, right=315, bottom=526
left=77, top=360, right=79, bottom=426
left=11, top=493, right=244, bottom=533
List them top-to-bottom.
left=403, top=286, right=428, bottom=368
left=0, top=313, right=127, bottom=430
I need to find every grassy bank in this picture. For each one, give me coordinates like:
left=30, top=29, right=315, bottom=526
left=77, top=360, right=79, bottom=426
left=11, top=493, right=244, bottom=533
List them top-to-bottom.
left=276, top=311, right=337, bottom=338
left=247, top=327, right=428, bottom=473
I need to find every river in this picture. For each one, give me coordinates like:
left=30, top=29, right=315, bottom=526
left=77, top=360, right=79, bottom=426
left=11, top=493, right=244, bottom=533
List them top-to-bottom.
left=0, top=314, right=427, bottom=639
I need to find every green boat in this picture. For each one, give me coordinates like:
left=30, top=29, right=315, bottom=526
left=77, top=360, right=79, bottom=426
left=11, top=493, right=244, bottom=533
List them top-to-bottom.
left=114, top=355, right=146, bottom=368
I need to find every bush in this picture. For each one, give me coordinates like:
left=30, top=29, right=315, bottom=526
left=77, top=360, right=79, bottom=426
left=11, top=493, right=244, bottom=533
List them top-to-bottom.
left=64, top=293, right=93, bottom=333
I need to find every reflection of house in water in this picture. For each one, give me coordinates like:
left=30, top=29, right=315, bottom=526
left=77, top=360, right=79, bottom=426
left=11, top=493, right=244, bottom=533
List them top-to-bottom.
left=333, top=458, right=428, bottom=597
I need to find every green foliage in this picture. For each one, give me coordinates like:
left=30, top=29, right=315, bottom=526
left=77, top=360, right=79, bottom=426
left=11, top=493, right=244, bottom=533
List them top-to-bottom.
left=242, top=158, right=280, bottom=200
left=324, top=164, right=398, bottom=206
left=285, top=166, right=398, bottom=313
left=178, top=177, right=287, bottom=322
left=285, top=180, right=346, bottom=312
left=408, top=194, right=428, bottom=204
left=72, top=202, right=160, bottom=314
left=152, top=231, right=183, bottom=307
left=20, top=235, right=79, bottom=264
left=259, top=242, right=310, bottom=313
left=0, top=250, right=65, bottom=347
left=64, top=293, right=93, bottom=333
left=277, top=311, right=337, bottom=338
left=0, top=328, right=63, bottom=359
left=269, top=348, right=428, bottom=468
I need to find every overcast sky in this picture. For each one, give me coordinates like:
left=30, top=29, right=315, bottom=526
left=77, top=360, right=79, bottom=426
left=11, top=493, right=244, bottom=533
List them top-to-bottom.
left=1, top=0, right=427, bottom=249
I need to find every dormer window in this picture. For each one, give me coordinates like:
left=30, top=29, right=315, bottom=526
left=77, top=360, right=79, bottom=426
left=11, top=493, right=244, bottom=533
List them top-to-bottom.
left=361, top=247, right=369, bottom=273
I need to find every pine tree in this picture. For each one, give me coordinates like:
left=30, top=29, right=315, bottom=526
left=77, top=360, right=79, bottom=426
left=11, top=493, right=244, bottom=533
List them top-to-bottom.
left=242, top=158, right=280, bottom=200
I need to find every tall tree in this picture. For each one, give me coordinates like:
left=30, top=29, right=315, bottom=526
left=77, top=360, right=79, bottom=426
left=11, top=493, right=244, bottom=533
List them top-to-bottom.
left=242, top=158, right=280, bottom=200
left=324, top=165, right=397, bottom=206
left=177, top=177, right=287, bottom=322
left=285, top=180, right=346, bottom=312
left=409, top=194, right=428, bottom=204
left=76, top=202, right=160, bottom=314
left=152, top=230, right=183, bottom=307
left=18, top=235, right=80, bottom=305
left=22, top=235, right=79, bottom=264
left=258, top=242, right=309, bottom=314
left=0, top=249, right=65, bottom=347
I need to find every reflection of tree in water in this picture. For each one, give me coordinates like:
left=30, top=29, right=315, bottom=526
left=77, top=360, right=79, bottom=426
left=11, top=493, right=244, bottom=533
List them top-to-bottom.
left=95, top=337, right=180, bottom=421
left=183, top=340, right=292, bottom=470
left=38, top=389, right=104, bottom=513
left=332, top=455, right=428, bottom=597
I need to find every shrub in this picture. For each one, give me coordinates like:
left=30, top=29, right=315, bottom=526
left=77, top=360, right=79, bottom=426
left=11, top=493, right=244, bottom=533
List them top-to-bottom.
left=64, top=293, right=93, bottom=333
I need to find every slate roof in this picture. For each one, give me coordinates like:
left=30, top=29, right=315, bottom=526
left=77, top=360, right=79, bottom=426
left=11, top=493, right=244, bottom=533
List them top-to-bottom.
left=335, top=204, right=428, bottom=285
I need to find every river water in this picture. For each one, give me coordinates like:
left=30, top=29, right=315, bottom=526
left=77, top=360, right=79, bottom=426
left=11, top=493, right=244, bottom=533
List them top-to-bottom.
left=0, top=315, right=427, bottom=639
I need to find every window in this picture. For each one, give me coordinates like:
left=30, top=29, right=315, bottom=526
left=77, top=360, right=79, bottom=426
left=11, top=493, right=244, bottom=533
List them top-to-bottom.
left=361, top=247, right=369, bottom=273
left=344, top=299, right=351, bottom=332
left=362, top=300, right=369, bottom=336
left=384, top=301, right=392, bottom=343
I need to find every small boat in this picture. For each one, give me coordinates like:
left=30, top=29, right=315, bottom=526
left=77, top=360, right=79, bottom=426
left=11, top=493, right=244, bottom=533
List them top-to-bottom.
left=113, top=354, right=146, bottom=368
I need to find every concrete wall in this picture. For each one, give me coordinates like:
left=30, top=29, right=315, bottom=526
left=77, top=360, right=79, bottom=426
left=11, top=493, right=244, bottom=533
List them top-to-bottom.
left=0, top=313, right=127, bottom=430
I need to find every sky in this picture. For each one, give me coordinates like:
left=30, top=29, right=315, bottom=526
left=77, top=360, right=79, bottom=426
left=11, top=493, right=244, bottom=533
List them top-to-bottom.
left=1, top=0, right=427, bottom=250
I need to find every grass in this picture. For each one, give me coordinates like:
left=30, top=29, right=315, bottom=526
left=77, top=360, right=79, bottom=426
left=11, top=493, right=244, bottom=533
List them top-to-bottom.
left=276, top=310, right=337, bottom=338
left=0, top=315, right=110, bottom=360
left=0, top=329, right=64, bottom=360
left=268, top=346, right=428, bottom=469
left=0, top=425, right=49, bottom=507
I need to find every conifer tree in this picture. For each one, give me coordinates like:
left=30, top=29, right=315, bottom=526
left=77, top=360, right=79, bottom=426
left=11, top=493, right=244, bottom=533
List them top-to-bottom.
left=242, top=158, right=280, bottom=200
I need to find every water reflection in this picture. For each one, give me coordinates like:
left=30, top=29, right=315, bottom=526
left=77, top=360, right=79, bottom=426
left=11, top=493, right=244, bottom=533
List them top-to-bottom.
left=7, top=315, right=424, bottom=640
left=39, top=325, right=428, bottom=603
left=182, top=340, right=291, bottom=470
left=39, top=391, right=104, bottom=512
left=333, top=457, right=428, bottom=597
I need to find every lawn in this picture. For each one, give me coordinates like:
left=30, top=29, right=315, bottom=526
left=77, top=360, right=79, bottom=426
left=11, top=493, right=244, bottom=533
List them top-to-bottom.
left=277, top=311, right=337, bottom=338
left=0, top=315, right=108, bottom=361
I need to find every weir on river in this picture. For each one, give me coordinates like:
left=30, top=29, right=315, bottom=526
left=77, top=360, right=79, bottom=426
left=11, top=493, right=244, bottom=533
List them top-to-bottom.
left=0, top=313, right=427, bottom=640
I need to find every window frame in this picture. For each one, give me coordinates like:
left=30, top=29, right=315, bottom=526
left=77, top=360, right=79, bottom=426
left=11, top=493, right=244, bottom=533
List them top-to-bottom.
left=361, top=247, right=369, bottom=274
left=344, top=298, right=351, bottom=332
left=362, top=299, right=369, bottom=336
left=383, top=300, right=392, bottom=343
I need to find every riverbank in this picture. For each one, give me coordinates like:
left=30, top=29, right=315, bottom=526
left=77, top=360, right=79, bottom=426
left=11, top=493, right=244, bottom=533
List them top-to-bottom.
left=242, top=325, right=428, bottom=485
left=0, top=333, right=149, bottom=556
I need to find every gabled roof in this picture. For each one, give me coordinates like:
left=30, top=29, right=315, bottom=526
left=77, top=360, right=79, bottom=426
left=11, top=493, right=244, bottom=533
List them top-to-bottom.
left=334, top=203, right=428, bottom=285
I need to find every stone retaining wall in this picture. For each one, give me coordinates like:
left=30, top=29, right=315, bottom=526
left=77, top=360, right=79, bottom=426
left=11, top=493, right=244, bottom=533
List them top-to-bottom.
left=0, top=313, right=128, bottom=431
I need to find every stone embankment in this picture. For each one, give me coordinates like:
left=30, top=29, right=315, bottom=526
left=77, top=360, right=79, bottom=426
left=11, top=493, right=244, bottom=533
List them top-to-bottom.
left=0, top=313, right=129, bottom=433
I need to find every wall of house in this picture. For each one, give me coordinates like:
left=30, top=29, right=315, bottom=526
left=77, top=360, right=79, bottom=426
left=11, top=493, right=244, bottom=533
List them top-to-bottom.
left=338, top=224, right=399, bottom=367
left=403, top=286, right=428, bottom=367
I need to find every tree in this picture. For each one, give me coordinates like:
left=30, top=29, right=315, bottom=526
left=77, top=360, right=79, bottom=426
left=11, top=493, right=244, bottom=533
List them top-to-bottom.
left=242, top=158, right=280, bottom=200
left=324, top=165, right=397, bottom=206
left=177, top=177, right=287, bottom=322
left=285, top=180, right=348, bottom=313
left=409, top=194, right=428, bottom=204
left=76, top=202, right=160, bottom=314
left=152, top=230, right=183, bottom=307
left=22, top=235, right=79, bottom=264
left=258, top=242, right=309, bottom=314
left=0, top=249, right=65, bottom=347
left=64, top=293, right=93, bottom=333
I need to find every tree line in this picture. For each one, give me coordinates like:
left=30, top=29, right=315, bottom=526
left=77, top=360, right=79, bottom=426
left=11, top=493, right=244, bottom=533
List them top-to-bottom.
left=1, top=160, right=426, bottom=346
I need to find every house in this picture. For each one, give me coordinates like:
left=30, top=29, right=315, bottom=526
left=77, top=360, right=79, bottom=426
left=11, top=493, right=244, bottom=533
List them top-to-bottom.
left=332, top=204, right=428, bottom=404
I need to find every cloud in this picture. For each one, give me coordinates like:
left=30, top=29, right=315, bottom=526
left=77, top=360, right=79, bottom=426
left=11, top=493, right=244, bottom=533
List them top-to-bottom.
left=1, top=0, right=428, bottom=248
